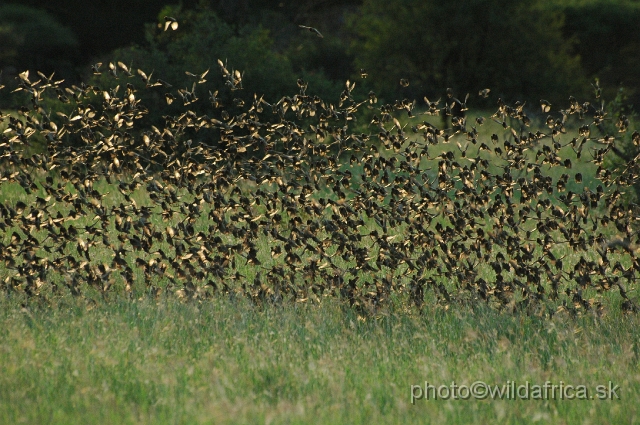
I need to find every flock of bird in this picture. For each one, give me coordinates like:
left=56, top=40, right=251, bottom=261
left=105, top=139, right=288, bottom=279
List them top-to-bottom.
left=1, top=56, right=639, bottom=317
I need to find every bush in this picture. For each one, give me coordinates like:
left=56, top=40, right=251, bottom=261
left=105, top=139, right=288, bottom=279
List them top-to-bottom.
left=348, top=0, right=588, bottom=105
left=556, top=1, right=640, bottom=103
left=0, top=4, right=79, bottom=78
left=81, top=5, right=347, bottom=139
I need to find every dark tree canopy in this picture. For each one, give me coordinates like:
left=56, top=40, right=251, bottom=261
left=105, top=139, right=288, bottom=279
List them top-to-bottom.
left=1, top=0, right=639, bottom=108
left=348, top=0, right=588, bottom=105
left=0, top=4, right=79, bottom=75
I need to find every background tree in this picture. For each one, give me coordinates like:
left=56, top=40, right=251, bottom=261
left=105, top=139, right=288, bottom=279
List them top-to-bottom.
left=3, top=0, right=639, bottom=114
left=5, top=0, right=198, bottom=64
left=348, top=0, right=588, bottom=106
left=552, top=0, right=640, bottom=104
left=0, top=4, right=79, bottom=77
left=86, top=4, right=345, bottom=145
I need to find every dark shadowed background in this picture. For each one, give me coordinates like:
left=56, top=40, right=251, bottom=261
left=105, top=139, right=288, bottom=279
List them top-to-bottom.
left=1, top=0, right=639, bottom=108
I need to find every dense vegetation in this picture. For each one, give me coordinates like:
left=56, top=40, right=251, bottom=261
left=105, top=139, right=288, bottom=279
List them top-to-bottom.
left=1, top=0, right=640, bottom=107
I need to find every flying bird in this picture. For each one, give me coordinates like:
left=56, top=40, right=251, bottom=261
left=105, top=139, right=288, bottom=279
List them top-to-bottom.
left=164, top=16, right=179, bottom=31
left=299, top=25, right=323, bottom=38
left=91, top=63, right=102, bottom=75
left=185, top=69, right=209, bottom=84
left=478, top=88, right=490, bottom=98
left=540, top=99, right=552, bottom=113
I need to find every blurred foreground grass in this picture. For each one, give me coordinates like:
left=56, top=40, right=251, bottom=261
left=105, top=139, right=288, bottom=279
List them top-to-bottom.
left=0, top=294, right=637, bottom=424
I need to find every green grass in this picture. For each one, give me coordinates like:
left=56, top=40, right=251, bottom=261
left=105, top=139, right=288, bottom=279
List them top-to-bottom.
left=0, top=294, right=638, bottom=424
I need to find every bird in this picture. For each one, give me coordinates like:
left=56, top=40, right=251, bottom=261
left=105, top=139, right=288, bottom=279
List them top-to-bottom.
left=164, top=16, right=179, bottom=31
left=299, top=25, right=323, bottom=38
left=0, top=56, right=637, bottom=316
left=117, top=61, right=133, bottom=77
left=137, top=68, right=162, bottom=88
left=185, top=69, right=209, bottom=84
left=540, top=99, right=552, bottom=113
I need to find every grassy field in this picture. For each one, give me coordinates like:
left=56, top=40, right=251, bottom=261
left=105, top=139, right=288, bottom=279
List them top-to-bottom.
left=2, top=61, right=640, bottom=425
left=0, top=293, right=638, bottom=425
